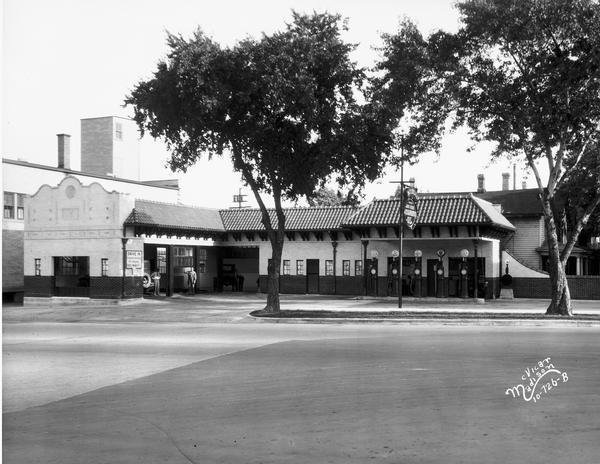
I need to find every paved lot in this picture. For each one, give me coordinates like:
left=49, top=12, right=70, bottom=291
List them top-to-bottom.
left=3, top=295, right=600, bottom=463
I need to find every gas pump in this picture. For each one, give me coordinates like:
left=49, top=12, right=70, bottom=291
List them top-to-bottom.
left=435, top=249, right=446, bottom=298
left=459, top=249, right=470, bottom=298
left=413, top=250, right=422, bottom=297
left=368, top=252, right=378, bottom=296
left=388, top=254, right=399, bottom=296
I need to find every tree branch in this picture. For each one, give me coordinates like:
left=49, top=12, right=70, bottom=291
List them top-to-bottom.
left=560, top=193, right=600, bottom=264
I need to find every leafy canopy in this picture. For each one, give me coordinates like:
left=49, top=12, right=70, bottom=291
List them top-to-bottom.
left=126, top=11, right=394, bottom=202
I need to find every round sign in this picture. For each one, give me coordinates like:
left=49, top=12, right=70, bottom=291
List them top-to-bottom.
left=436, top=249, right=446, bottom=258
left=460, top=249, right=470, bottom=258
left=391, top=250, right=399, bottom=258
left=414, top=250, right=423, bottom=258
left=370, top=268, right=377, bottom=275
left=392, top=268, right=398, bottom=275
left=414, top=268, right=421, bottom=276
left=437, top=268, right=444, bottom=276
left=460, top=268, right=467, bottom=275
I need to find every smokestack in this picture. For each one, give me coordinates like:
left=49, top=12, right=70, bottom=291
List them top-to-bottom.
left=57, top=134, right=71, bottom=170
left=502, top=172, right=510, bottom=191
left=477, top=174, right=486, bottom=193
left=522, top=180, right=527, bottom=189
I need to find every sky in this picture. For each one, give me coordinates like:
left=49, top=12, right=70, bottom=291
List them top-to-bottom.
left=2, top=0, right=540, bottom=208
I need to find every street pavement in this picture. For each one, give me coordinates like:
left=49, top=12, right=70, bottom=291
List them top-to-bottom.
left=3, top=294, right=600, bottom=463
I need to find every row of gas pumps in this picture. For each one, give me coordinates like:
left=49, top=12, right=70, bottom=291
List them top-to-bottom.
left=366, top=249, right=474, bottom=298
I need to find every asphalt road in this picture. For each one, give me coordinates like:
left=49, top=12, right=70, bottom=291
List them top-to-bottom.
left=3, top=299, right=600, bottom=463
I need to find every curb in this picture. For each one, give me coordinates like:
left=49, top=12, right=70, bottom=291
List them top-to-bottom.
left=251, top=316, right=600, bottom=327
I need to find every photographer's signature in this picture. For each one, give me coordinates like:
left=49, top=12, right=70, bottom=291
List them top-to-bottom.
left=505, top=357, right=568, bottom=403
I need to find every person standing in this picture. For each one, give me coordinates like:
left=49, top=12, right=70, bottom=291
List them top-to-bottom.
left=188, top=268, right=197, bottom=295
left=151, top=270, right=161, bottom=296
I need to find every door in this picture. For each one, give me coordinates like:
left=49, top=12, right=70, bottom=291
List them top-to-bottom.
left=54, top=256, right=90, bottom=297
left=306, top=259, right=319, bottom=294
left=426, top=259, right=437, bottom=297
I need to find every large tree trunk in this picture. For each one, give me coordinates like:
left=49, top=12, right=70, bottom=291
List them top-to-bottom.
left=543, top=206, right=573, bottom=316
left=264, top=229, right=284, bottom=313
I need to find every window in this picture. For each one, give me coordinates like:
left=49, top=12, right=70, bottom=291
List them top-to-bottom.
left=115, top=122, right=123, bottom=140
left=4, top=192, right=14, bottom=219
left=16, top=194, right=25, bottom=219
left=174, top=246, right=193, bottom=268
left=157, top=248, right=167, bottom=273
left=198, top=249, right=207, bottom=273
left=35, top=258, right=41, bottom=276
left=101, top=258, right=108, bottom=277
left=283, top=260, right=291, bottom=275
left=296, top=260, right=304, bottom=275
left=325, top=260, right=334, bottom=276
left=342, top=260, right=350, bottom=276
left=355, top=260, right=363, bottom=276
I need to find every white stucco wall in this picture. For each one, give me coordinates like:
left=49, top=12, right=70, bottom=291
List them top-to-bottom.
left=24, top=176, right=144, bottom=278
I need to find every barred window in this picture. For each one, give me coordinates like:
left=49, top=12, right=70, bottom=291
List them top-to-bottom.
left=4, top=192, right=14, bottom=219
left=16, top=193, right=25, bottom=220
left=174, top=246, right=193, bottom=268
left=198, top=248, right=207, bottom=273
left=35, top=258, right=41, bottom=276
left=101, top=258, right=108, bottom=277
left=283, top=260, right=291, bottom=275
left=296, top=260, right=304, bottom=275
left=325, top=260, right=334, bottom=276
left=342, top=260, right=350, bottom=276
left=355, top=260, right=363, bottom=276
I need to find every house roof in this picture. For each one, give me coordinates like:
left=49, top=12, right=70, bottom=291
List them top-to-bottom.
left=474, top=189, right=543, bottom=217
left=344, top=194, right=515, bottom=231
left=125, top=200, right=225, bottom=232
left=220, top=206, right=356, bottom=231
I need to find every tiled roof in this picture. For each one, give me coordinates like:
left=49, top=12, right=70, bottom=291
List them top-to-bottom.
left=125, top=194, right=515, bottom=233
left=344, top=194, right=515, bottom=230
left=125, top=200, right=225, bottom=232
left=220, top=206, right=357, bottom=231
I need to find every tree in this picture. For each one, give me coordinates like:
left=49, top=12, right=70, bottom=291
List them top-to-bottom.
left=375, top=0, right=600, bottom=315
left=126, top=12, right=394, bottom=312
left=307, top=187, right=362, bottom=207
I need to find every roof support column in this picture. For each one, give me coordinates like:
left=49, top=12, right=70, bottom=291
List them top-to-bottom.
left=473, top=239, right=479, bottom=300
left=362, top=240, right=369, bottom=296
left=332, top=241, right=338, bottom=295
left=167, top=245, right=174, bottom=297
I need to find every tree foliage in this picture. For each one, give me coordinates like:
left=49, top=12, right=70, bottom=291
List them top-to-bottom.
left=375, top=0, right=600, bottom=315
left=126, top=11, right=394, bottom=312
left=307, top=187, right=362, bottom=207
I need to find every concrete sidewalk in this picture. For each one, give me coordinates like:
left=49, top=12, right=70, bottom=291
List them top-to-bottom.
left=4, top=293, right=598, bottom=325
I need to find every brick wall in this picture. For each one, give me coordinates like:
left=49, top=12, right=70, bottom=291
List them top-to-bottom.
left=2, top=230, right=24, bottom=291
left=24, top=276, right=54, bottom=297
left=89, top=276, right=143, bottom=298
left=513, top=276, right=600, bottom=299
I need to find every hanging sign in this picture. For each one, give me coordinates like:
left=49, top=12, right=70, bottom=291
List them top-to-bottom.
left=403, top=187, right=418, bottom=230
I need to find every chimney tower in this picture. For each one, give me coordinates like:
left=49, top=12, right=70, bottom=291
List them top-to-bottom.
left=57, top=134, right=71, bottom=170
left=502, top=172, right=510, bottom=191
left=477, top=174, right=486, bottom=193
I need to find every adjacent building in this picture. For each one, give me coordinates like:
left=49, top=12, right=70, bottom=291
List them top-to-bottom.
left=2, top=117, right=179, bottom=302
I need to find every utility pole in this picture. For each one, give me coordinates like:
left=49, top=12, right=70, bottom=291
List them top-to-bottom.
left=231, top=188, right=249, bottom=209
